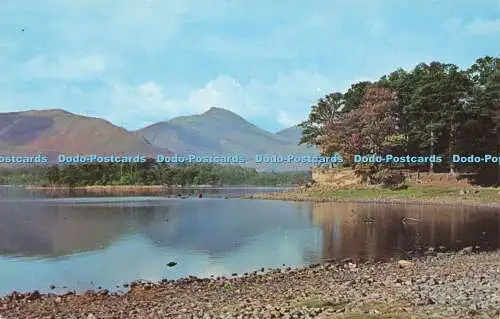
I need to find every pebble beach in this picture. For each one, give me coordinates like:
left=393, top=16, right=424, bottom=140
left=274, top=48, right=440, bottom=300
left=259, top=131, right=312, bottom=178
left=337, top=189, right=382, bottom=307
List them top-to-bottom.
left=1, top=250, right=499, bottom=318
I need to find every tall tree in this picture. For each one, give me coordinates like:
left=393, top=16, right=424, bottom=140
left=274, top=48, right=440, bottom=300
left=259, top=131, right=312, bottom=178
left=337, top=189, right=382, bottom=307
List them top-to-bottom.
left=467, top=56, right=500, bottom=183
left=403, top=62, right=471, bottom=173
left=343, top=81, right=372, bottom=113
left=357, top=86, right=401, bottom=155
left=299, top=93, right=344, bottom=154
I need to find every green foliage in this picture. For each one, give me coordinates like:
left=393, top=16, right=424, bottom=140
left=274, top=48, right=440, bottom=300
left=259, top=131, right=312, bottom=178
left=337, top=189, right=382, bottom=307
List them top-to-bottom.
left=301, top=55, right=500, bottom=184
left=298, top=92, right=344, bottom=149
left=0, top=163, right=312, bottom=187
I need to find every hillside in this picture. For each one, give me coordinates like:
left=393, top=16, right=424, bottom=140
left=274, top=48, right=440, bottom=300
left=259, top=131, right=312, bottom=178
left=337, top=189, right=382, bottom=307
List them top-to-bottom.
left=0, top=107, right=317, bottom=170
left=137, top=107, right=317, bottom=164
left=0, top=109, right=165, bottom=160
left=276, top=125, right=303, bottom=142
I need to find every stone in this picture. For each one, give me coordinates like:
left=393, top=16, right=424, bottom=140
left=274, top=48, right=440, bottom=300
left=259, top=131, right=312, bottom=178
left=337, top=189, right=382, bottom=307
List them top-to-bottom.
left=459, top=246, right=473, bottom=255
left=398, top=260, right=414, bottom=268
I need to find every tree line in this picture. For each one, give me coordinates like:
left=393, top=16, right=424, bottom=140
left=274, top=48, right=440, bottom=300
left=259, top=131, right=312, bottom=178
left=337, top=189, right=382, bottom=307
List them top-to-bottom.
left=299, top=56, right=500, bottom=185
left=0, top=161, right=311, bottom=187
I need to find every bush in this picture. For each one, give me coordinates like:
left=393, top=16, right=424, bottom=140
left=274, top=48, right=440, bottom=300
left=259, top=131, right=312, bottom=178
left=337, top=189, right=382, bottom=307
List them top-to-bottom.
left=354, top=165, right=405, bottom=188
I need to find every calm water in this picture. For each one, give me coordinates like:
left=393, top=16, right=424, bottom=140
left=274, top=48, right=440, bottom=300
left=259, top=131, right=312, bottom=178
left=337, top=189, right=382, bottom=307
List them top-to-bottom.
left=0, top=187, right=499, bottom=296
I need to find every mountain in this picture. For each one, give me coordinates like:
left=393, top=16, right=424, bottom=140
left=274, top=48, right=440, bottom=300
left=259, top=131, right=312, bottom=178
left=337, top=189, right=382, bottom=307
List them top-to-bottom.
left=0, top=107, right=317, bottom=170
left=136, top=107, right=317, bottom=167
left=0, top=109, right=166, bottom=160
left=276, top=125, right=303, bottom=142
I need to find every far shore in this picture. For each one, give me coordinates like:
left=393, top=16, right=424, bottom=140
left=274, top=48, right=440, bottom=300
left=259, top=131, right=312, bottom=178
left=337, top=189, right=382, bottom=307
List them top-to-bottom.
left=19, top=183, right=500, bottom=209
left=23, top=184, right=293, bottom=190
left=242, top=184, right=500, bottom=208
left=25, top=185, right=179, bottom=190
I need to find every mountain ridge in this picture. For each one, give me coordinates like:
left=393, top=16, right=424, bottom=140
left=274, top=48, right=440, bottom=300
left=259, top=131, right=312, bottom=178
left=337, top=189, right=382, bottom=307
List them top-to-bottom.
left=0, top=107, right=317, bottom=169
left=137, top=107, right=315, bottom=161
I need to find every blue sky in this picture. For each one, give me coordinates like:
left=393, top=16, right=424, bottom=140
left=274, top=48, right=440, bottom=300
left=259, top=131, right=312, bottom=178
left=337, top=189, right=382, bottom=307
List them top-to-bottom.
left=0, top=0, right=499, bottom=132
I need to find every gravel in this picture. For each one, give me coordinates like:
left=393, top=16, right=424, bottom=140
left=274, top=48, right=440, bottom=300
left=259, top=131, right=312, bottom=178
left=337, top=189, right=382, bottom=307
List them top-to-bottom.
left=1, top=251, right=499, bottom=318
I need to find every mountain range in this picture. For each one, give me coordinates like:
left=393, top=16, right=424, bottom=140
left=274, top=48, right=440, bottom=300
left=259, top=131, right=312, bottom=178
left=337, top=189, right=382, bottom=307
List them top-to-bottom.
left=0, top=107, right=317, bottom=170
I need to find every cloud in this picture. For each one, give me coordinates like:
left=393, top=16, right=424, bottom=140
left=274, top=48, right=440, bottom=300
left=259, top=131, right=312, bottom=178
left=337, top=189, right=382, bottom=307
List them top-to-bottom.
left=1, top=0, right=497, bottom=133
left=465, top=18, right=500, bottom=35
left=22, top=54, right=107, bottom=80
left=105, top=70, right=336, bottom=130
left=186, top=75, right=258, bottom=117
left=107, top=82, right=181, bottom=128
left=277, top=111, right=303, bottom=127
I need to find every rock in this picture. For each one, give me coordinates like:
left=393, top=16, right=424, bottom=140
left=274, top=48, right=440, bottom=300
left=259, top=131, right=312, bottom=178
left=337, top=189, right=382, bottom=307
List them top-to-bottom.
left=459, top=246, right=473, bottom=255
left=3, top=250, right=500, bottom=318
left=398, top=260, right=414, bottom=268
left=99, top=289, right=109, bottom=296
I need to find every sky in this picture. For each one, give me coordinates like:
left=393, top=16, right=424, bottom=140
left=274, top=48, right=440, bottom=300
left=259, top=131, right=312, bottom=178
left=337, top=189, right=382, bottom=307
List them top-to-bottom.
left=0, top=0, right=499, bottom=133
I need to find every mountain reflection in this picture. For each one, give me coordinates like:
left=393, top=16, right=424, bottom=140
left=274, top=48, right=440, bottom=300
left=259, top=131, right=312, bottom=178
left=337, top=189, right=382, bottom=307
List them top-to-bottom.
left=1, top=197, right=499, bottom=261
left=0, top=198, right=313, bottom=258
left=136, top=200, right=313, bottom=255
left=0, top=202, right=132, bottom=257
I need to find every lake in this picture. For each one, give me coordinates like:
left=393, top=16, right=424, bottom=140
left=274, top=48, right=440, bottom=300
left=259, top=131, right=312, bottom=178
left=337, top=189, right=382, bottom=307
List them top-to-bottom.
left=0, top=187, right=499, bottom=296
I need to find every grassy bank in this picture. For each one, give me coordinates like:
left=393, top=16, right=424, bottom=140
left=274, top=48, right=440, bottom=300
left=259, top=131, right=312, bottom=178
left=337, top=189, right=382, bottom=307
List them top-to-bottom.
left=244, top=184, right=500, bottom=207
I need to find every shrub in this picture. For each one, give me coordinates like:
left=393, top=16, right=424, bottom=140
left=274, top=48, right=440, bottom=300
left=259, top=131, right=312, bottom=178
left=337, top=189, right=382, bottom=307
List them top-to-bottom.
left=354, top=165, right=406, bottom=188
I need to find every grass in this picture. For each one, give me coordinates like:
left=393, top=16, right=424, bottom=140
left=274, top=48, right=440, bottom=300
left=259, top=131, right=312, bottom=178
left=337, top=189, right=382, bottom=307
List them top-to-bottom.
left=248, top=183, right=500, bottom=206
left=307, top=184, right=500, bottom=203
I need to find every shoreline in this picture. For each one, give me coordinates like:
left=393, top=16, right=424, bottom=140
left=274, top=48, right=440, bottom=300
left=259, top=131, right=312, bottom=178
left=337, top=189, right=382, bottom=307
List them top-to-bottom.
left=22, top=185, right=294, bottom=190
left=24, top=185, right=198, bottom=190
left=241, top=187, right=500, bottom=209
left=1, top=250, right=499, bottom=318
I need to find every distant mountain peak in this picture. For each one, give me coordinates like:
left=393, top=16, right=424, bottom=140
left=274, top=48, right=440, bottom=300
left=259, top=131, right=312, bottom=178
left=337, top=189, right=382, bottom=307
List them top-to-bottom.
left=202, top=107, right=241, bottom=118
left=23, top=108, right=74, bottom=117
left=276, top=125, right=303, bottom=141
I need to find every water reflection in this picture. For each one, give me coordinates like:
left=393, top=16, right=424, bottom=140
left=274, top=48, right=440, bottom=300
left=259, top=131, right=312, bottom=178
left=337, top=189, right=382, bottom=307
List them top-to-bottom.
left=0, top=196, right=499, bottom=295
left=0, top=199, right=315, bottom=258
left=311, top=202, right=500, bottom=261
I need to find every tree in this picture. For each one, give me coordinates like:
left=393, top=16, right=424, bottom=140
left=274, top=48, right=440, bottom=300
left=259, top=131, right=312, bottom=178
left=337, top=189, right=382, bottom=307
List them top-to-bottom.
left=467, top=56, right=500, bottom=183
left=402, top=62, right=471, bottom=173
left=343, top=81, right=372, bottom=113
left=357, top=86, right=401, bottom=155
left=299, top=92, right=344, bottom=152
left=47, top=165, right=60, bottom=185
